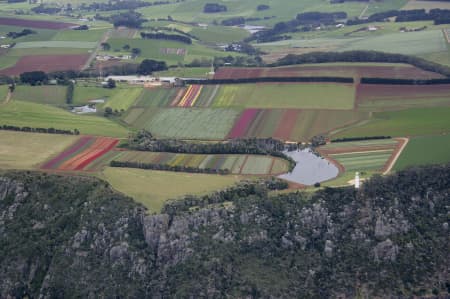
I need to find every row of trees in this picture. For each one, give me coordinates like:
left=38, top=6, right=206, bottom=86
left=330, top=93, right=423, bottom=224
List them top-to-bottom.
left=79, top=0, right=170, bottom=12
left=203, top=3, right=227, bottom=13
left=347, top=8, right=450, bottom=25
left=6, top=29, right=35, bottom=39
left=140, top=32, right=192, bottom=44
left=274, top=51, right=450, bottom=77
left=185, top=76, right=354, bottom=85
left=65, top=81, right=74, bottom=104
left=0, top=125, right=79, bottom=135
left=126, top=130, right=297, bottom=171
left=331, top=136, right=391, bottom=143
left=110, top=160, right=231, bottom=175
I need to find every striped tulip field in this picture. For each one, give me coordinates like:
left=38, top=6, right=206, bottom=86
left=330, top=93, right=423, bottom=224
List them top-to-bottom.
left=175, top=85, right=203, bottom=107
left=41, top=136, right=119, bottom=171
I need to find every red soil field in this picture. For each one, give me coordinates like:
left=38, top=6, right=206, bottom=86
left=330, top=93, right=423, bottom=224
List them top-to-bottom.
left=0, top=17, right=76, bottom=29
left=0, top=54, right=90, bottom=76
left=214, top=65, right=444, bottom=80
left=356, top=83, right=450, bottom=105
left=273, top=110, right=299, bottom=140
left=42, top=137, right=119, bottom=172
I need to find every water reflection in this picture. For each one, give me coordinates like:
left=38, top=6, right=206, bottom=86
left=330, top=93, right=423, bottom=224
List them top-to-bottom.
left=278, top=148, right=339, bottom=185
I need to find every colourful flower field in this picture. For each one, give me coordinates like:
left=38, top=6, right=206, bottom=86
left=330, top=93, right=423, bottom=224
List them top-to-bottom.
left=173, top=85, right=203, bottom=107
left=227, top=108, right=368, bottom=141
left=228, top=109, right=302, bottom=141
left=41, top=136, right=119, bottom=171
left=317, top=139, right=400, bottom=172
left=111, top=151, right=289, bottom=175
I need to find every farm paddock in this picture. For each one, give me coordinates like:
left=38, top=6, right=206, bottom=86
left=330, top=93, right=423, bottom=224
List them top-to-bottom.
left=0, top=54, right=90, bottom=76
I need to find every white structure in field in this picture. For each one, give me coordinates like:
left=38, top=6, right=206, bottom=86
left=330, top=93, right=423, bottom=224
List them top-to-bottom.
left=355, top=172, right=360, bottom=189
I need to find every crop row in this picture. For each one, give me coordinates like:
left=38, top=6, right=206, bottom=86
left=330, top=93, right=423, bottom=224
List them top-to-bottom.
left=41, top=136, right=119, bottom=171
left=112, top=151, right=288, bottom=175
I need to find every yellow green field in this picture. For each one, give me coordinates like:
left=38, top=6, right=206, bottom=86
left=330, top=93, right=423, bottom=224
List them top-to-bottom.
left=213, top=83, right=356, bottom=110
left=0, top=100, right=129, bottom=137
left=0, top=130, right=79, bottom=169
left=102, top=167, right=240, bottom=212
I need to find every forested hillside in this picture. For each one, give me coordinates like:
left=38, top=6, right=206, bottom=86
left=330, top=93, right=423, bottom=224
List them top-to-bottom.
left=0, top=165, right=449, bottom=298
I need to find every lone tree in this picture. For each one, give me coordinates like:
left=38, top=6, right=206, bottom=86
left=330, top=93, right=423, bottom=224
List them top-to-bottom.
left=101, top=42, right=111, bottom=51
left=131, top=47, right=141, bottom=58
left=137, top=59, right=167, bottom=75
left=106, top=78, right=116, bottom=89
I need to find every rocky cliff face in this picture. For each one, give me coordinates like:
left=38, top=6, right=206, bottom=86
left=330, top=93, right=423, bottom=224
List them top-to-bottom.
left=0, top=166, right=449, bottom=298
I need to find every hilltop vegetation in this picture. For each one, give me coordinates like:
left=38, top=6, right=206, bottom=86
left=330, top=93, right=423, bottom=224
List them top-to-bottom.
left=0, top=164, right=449, bottom=297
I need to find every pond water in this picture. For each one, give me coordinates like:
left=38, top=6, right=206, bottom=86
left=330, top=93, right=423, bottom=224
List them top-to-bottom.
left=278, top=149, right=339, bottom=186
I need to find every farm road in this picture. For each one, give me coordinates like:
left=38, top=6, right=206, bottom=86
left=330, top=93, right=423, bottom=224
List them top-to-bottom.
left=82, top=29, right=111, bottom=70
left=2, top=90, right=11, bottom=105
left=383, top=137, right=409, bottom=175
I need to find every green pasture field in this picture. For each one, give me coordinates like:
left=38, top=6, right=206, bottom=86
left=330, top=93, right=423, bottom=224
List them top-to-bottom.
left=137, top=0, right=407, bottom=27
left=365, top=0, right=409, bottom=15
left=402, top=0, right=450, bottom=11
left=285, top=20, right=444, bottom=41
left=256, top=23, right=447, bottom=57
left=0, top=25, right=57, bottom=43
left=190, top=25, right=249, bottom=44
left=52, top=28, right=107, bottom=42
left=340, top=29, right=447, bottom=55
left=104, top=38, right=230, bottom=65
left=14, top=41, right=97, bottom=49
left=418, top=51, right=450, bottom=67
left=0, top=55, right=18, bottom=70
left=154, top=67, right=210, bottom=78
left=213, top=83, right=355, bottom=110
left=0, top=85, right=9, bottom=102
left=11, top=85, right=67, bottom=106
left=73, top=86, right=117, bottom=105
left=101, top=87, right=143, bottom=111
left=134, top=87, right=180, bottom=107
left=359, top=97, right=450, bottom=111
left=0, top=100, right=129, bottom=137
left=334, top=107, right=450, bottom=138
left=143, top=108, right=240, bottom=140
left=0, top=130, right=79, bottom=170
left=394, top=134, right=450, bottom=170
left=331, top=150, right=394, bottom=172
left=240, top=156, right=274, bottom=175
left=101, top=167, right=239, bottom=212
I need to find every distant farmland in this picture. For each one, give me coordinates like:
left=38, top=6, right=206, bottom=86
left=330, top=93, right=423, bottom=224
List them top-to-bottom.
left=0, top=17, right=76, bottom=29
left=0, top=54, right=90, bottom=76
left=214, top=64, right=444, bottom=80
left=211, top=83, right=356, bottom=110
left=356, top=83, right=450, bottom=110
left=334, top=107, right=450, bottom=138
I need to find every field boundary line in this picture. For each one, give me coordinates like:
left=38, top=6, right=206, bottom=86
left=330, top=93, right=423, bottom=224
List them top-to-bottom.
left=359, top=4, right=369, bottom=19
left=443, top=29, right=450, bottom=44
left=204, top=84, right=220, bottom=107
left=2, top=90, right=11, bottom=105
left=383, top=137, right=409, bottom=175
left=327, top=149, right=395, bottom=156
left=238, top=155, right=249, bottom=175
left=268, top=158, right=276, bottom=174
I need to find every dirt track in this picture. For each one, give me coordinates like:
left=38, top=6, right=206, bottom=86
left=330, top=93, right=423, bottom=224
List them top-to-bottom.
left=383, top=137, right=409, bottom=175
